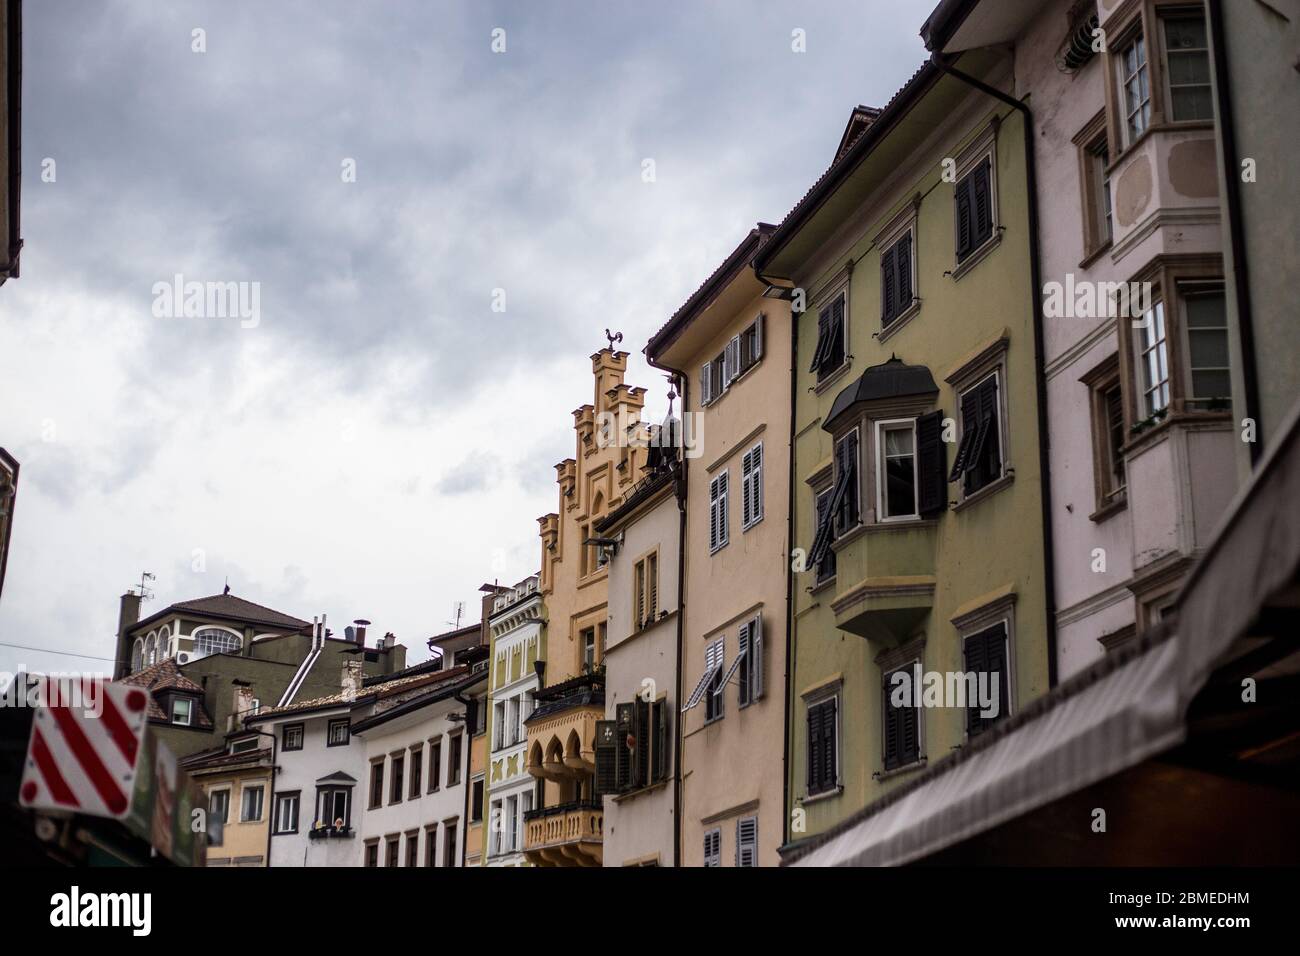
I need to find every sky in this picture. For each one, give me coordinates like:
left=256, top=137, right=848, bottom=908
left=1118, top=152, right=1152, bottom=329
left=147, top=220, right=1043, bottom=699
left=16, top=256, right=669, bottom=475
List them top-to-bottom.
left=0, top=0, right=931, bottom=674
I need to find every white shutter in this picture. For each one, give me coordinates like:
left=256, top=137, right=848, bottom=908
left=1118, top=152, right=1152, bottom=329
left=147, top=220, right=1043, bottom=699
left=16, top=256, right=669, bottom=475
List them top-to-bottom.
left=754, top=314, right=764, bottom=361
left=726, top=336, right=740, bottom=384
left=700, top=362, right=713, bottom=406
left=750, top=443, right=763, bottom=526
left=740, top=450, right=753, bottom=527
left=717, top=471, right=729, bottom=548
left=709, top=475, right=721, bottom=552
left=751, top=615, right=764, bottom=700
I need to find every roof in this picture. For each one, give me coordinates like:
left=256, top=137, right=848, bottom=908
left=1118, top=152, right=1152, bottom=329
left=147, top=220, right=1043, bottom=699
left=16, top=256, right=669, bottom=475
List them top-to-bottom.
left=919, top=0, right=979, bottom=52
left=752, top=62, right=941, bottom=276
left=645, top=225, right=773, bottom=360
left=823, top=357, right=939, bottom=432
left=595, top=456, right=678, bottom=534
left=127, top=591, right=311, bottom=636
left=117, top=658, right=214, bottom=726
left=247, top=663, right=472, bottom=723
left=349, top=668, right=487, bottom=734
left=181, top=745, right=273, bottom=774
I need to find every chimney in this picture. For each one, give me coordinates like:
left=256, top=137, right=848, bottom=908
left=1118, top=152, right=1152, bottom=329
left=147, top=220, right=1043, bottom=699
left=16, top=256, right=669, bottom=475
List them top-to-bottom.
left=115, top=592, right=143, bottom=679
left=353, top=619, right=370, bottom=648
left=382, top=631, right=397, bottom=650
left=340, top=661, right=363, bottom=701
left=231, top=686, right=255, bottom=731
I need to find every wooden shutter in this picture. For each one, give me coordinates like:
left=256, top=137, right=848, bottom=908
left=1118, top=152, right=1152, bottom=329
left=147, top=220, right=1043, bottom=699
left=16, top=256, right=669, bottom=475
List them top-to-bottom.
left=972, top=159, right=992, bottom=247
left=956, top=173, right=973, bottom=260
left=896, top=232, right=912, bottom=313
left=881, top=242, right=897, bottom=324
left=829, top=294, right=846, bottom=368
left=809, top=306, right=832, bottom=373
left=754, top=313, right=764, bottom=361
left=725, top=335, right=740, bottom=385
left=700, top=362, right=713, bottom=406
left=978, top=375, right=1001, bottom=473
left=949, top=388, right=981, bottom=482
left=916, top=410, right=947, bottom=517
left=834, top=432, right=859, bottom=531
left=750, top=444, right=763, bottom=525
left=741, top=449, right=754, bottom=527
left=717, top=471, right=729, bottom=548
left=709, top=475, right=721, bottom=551
left=647, top=552, right=658, bottom=620
left=634, top=558, right=645, bottom=630
left=751, top=615, right=764, bottom=700
left=982, top=622, right=1010, bottom=731
left=963, top=631, right=989, bottom=736
left=901, top=664, right=920, bottom=766
left=883, top=669, right=902, bottom=771
left=634, top=697, right=651, bottom=789
left=821, top=698, right=837, bottom=789
left=652, top=699, right=668, bottom=782
left=615, top=702, right=634, bottom=790
left=807, top=702, right=823, bottom=792
left=594, top=720, right=618, bottom=794
left=736, top=817, right=758, bottom=867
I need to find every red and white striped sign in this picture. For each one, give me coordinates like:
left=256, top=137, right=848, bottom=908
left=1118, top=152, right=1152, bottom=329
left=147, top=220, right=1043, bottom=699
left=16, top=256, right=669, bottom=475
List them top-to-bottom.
left=18, top=679, right=149, bottom=820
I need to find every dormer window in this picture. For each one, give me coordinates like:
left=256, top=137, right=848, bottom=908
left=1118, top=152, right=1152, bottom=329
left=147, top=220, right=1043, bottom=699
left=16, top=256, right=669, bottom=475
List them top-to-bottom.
left=193, top=627, right=242, bottom=660
left=171, top=697, right=193, bottom=726
left=230, top=737, right=260, bottom=755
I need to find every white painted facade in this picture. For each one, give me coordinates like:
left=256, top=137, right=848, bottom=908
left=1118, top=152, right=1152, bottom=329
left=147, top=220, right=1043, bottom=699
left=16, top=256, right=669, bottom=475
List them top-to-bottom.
left=484, top=577, right=542, bottom=867
left=353, top=679, right=479, bottom=867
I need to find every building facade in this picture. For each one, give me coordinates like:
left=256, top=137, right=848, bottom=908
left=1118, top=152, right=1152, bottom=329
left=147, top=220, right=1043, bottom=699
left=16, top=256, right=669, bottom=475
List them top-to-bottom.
left=0, top=0, right=20, bottom=286
left=755, top=59, right=1053, bottom=855
left=647, top=227, right=792, bottom=867
left=522, top=347, right=649, bottom=866
left=593, top=428, right=681, bottom=866
left=0, top=447, right=20, bottom=603
left=482, top=575, right=543, bottom=865
left=181, top=725, right=274, bottom=867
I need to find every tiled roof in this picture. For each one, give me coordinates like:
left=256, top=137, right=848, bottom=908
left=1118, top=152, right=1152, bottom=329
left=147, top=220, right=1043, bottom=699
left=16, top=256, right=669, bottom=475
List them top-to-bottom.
left=129, top=592, right=310, bottom=634
left=117, top=658, right=213, bottom=727
left=249, top=664, right=471, bottom=721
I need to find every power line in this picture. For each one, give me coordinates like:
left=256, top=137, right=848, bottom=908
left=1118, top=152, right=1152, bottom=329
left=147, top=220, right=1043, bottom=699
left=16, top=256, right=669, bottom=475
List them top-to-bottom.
left=0, top=640, right=121, bottom=664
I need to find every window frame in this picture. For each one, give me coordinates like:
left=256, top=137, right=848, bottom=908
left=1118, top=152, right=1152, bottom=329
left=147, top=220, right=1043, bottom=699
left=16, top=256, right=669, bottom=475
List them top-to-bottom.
left=1158, top=8, right=1213, bottom=124
left=1073, top=110, right=1113, bottom=261
left=951, top=124, right=1000, bottom=276
left=876, top=199, right=920, bottom=335
left=810, top=286, right=849, bottom=386
left=1081, top=356, right=1128, bottom=518
left=875, top=418, right=920, bottom=522
left=741, top=441, right=764, bottom=531
left=708, top=469, right=730, bottom=554
left=811, top=484, right=837, bottom=586
left=953, top=597, right=1018, bottom=744
left=704, top=638, right=726, bottom=724
left=881, top=658, right=924, bottom=773
left=804, top=690, right=840, bottom=799
left=171, top=696, right=193, bottom=726
left=326, top=718, right=350, bottom=748
left=281, top=722, right=304, bottom=752
left=447, top=733, right=463, bottom=784
left=428, top=738, right=442, bottom=793
left=408, top=744, right=424, bottom=800
left=389, top=751, right=405, bottom=805
left=368, top=758, right=384, bottom=810
left=240, top=784, right=265, bottom=823
left=316, top=785, right=351, bottom=830
left=272, top=790, right=300, bottom=835
left=703, top=827, right=722, bottom=867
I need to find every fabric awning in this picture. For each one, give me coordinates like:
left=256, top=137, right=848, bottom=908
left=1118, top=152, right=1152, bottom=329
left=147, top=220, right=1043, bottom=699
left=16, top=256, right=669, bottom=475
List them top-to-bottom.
left=790, top=636, right=1185, bottom=867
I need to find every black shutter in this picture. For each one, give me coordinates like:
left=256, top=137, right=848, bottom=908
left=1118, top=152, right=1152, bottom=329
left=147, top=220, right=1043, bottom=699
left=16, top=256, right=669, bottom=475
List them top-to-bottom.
left=972, top=160, right=992, bottom=247
left=955, top=174, right=973, bottom=260
left=896, top=233, right=912, bottom=315
left=881, top=243, right=897, bottom=324
left=826, top=294, right=846, bottom=372
left=809, top=307, right=832, bottom=373
left=949, top=388, right=981, bottom=482
left=916, top=410, right=947, bottom=517
left=983, top=623, right=1009, bottom=730
left=964, top=631, right=989, bottom=736
left=883, top=669, right=901, bottom=771
left=901, top=674, right=920, bottom=766
left=635, top=697, right=651, bottom=789
left=821, top=698, right=837, bottom=789
left=652, top=700, right=669, bottom=782
left=615, top=702, right=634, bottom=791
left=807, top=702, right=822, bottom=792
left=595, top=720, right=617, bottom=795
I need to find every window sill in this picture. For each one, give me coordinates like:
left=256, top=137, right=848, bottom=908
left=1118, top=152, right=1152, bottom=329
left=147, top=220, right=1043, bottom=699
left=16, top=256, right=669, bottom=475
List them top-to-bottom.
left=950, top=232, right=1001, bottom=282
left=1078, top=239, right=1113, bottom=271
left=877, top=301, right=921, bottom=344
left=813, top=361, right=852, bottom=396
left=951, top=470, right=1014, bottom=513
left=1089, top=493, right=1127, bottom=524
left=742, top=515, right=764, bottom=533
left=864, top=517, right=937, bottom=535
left=830, top=521, right=868, bottom=553
left=809, top=575, right=836, bottom=596
left=875, top=757, right=926, bottom=782
left=801, top=785, right=843, bottom=806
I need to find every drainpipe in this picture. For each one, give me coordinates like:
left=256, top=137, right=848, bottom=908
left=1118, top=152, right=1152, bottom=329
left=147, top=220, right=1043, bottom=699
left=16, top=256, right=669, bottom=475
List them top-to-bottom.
left=1205, top=0, right=1261, bottom=466
left=928, top=51, right=1059, bottom=689
left=645, top=353, right=687, bottom=869
left=455, top=688, right=474, bottom=866
left=242, top=725, right=279, bottom=868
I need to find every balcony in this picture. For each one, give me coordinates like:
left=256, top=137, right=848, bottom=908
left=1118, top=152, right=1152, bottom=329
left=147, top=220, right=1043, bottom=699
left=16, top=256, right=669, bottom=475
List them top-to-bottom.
left=524, top=673, right=605, bottom=781
left=523, top=800, right=603, bottom=866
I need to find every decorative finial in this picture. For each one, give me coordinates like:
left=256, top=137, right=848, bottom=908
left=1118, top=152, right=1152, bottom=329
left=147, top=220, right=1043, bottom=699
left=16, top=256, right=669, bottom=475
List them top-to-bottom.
left=604, top=328, right=624, bottom=350
left=223, top=577, right=231, bottom=596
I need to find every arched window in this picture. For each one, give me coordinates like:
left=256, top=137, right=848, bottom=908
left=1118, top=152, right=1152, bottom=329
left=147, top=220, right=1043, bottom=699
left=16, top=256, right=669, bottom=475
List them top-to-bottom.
left=193, top=627, right=242, bottom=659
left=130, top=639, right=144, bottom=673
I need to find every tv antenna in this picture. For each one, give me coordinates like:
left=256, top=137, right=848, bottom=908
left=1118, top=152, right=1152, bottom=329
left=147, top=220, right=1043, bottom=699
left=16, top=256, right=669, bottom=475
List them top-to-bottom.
left=136, top=572, right=156, bottom=603
left=447, top=601, right=466, bottom=629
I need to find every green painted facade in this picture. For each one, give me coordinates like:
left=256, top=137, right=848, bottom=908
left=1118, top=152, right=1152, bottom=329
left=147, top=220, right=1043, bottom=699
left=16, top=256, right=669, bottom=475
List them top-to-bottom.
left=769, top=64, right=1051, bottom=850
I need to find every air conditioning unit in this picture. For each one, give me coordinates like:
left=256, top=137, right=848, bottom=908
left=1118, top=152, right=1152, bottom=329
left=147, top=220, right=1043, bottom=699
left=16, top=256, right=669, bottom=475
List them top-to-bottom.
left=177, top=653, right=190, bottom=664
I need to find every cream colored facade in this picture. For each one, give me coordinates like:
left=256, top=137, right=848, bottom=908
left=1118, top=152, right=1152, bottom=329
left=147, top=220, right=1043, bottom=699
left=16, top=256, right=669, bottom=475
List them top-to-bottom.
left=648, top=227, right=792, bottom=866
left=524, top=348, right=648, bottom=866
left=186, top=743, right=274, bottom=867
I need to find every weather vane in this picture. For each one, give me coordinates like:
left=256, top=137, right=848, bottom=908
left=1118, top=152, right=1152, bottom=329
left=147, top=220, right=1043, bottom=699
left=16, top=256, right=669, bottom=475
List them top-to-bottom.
left=605, top=328, right=624, bottom=350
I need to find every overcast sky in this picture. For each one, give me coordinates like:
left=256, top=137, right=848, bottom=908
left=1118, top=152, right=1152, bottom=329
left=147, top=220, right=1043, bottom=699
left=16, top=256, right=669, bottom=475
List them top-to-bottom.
left=0, top=1, right=929, bottom=673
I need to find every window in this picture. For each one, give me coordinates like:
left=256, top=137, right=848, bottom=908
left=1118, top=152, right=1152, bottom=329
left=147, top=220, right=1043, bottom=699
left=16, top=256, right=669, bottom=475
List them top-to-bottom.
left=1161, top=12, right=1212, bottom=121
left=1119, top=31, right=1151, bottom=143
left=1077, top=118, right=1114, bottom=255
left=955, top=156, right=994, bottom=263
left=880, top=229, right=914, bottom=327
left=1182, top=286, right=1229, bottom=410
left=809, top=292, right=847, bottom=382
left=1135, top=300, right=1170, bottom=417
left=738, top=314, right=764, bottom=375
left=700, top=346, right=728, bottom=406
left=949, top=373, right=1003, bottom=495
left=877, top=420, right=918, bottom=520
left=832, top=429, right=861, bottom=535
left=741, top=443, right=764, bottom=530
left=708, top=470, right=729, bottom=553
left=810, top=487, right=837, bottom=584
left=634, top=551, right=659, bottom=631
left=736, top=615, right=764, bottom=707
left=964, top=622, right=1011, bottom=738
left=192, top=627, right=241, bottom=659
left=581, top=627, right=596, bottom=670
left=144, top=635, right=157, bottom=666
left=704, top=639, right=725, bottom=723
left=130, top=640, right=143, bottom=673
left=682, top=640, right=723, bottom=714
left=882, top=662, right=921, bottom=771
left=507, top=696, right=520, bottom=745
left=807, top=696, right=838, bottom=796
left=171, top=697, right=193, bottom=726
left=597, top=697, right=669, bottom=794
left=472, top=698, right=487, bottom=736
left=492, top=700, right=505, bottom=750
left=326, top=718, right=349, bottom=747
left=282, top=723, right=304, bottom=752
left=448, top=734, right=462, bottom=784
left=230, top=737, right=259, bottom=755
left=429, top=739, right=442, bottom=792
left=409, top=746, right=423, bottom=800
left=389, top=753, right=405, bottom=804
left=368, top=759, right=384, bottom=809
left=470, top=777, right=484, bottom=822
left=240, top=785, right=264, bottom=822
left=317, top=786, right=350, bottom=829
left=209, top=788, right=230, bottom=824
left=273, top=792, right=299, bottom=834
left=506, top=795, right=518, bottom=852
left=490, top=800, right=503, bottom=855
left=736, top=816, right=758, bottom=867
left=444, top=820, right=459, bottom=867
left=426, top=825, right=439, bottom=867
left=703, top=828, right=722, bottom=867
left=405, top=831, right=420, bottom=868
left=386, top=836, right=400, bottom=867
left=364, top=840, right=379, bottom=868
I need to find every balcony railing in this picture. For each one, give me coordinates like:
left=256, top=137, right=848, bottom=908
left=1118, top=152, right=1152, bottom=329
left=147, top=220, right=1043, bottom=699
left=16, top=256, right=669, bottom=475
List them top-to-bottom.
left=522, top=800, right=603, bottom=866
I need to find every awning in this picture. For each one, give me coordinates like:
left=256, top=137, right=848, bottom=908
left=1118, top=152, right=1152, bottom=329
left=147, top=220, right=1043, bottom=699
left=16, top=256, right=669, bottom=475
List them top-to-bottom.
left=790, top=635, right=1185, bottom=866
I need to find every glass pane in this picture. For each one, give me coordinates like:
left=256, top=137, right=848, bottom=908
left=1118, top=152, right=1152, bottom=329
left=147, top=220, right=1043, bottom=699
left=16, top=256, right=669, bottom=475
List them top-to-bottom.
left=1164, top=17, right=1206, bottom=51
left=1167, top=50, right=1209, bottom=86
left=1171, top=85, right=1212, bottom=121
left=1185, top=291, right=1225, bottom=327
left=1189, top=328, right=1229, bottom=368
left=1191, top=370, right=1231, bottom=401
left=884, top=426, right=913, bottom=458
left=884, top=457, right=915, bottom=517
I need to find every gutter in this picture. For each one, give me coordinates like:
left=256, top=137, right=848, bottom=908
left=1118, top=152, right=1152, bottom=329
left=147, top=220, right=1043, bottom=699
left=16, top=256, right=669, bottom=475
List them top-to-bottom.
left=1205, top=0, right=1261, bottom=465
left=928, top=51, right=1059, bottom=688
left=644, top=352, right=687, bottom=869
